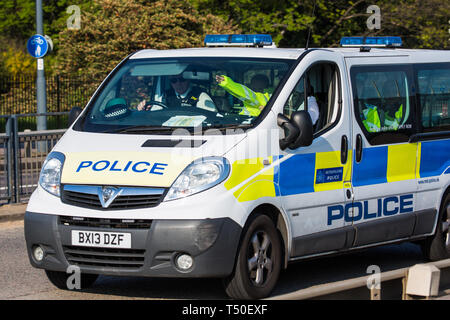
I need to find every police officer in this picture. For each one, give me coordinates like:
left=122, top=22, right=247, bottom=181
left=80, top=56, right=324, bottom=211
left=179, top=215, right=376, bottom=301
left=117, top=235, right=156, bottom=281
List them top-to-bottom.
left=137, top=74, right=217, bottom=112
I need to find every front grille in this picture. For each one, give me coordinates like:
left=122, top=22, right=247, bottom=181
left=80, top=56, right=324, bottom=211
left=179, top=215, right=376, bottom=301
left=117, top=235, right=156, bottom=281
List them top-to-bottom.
left=61, top=185, right=165, bottom=210
left=60, top=216, right=152, bottom=229
left=63, top=245, right=146, bottom=269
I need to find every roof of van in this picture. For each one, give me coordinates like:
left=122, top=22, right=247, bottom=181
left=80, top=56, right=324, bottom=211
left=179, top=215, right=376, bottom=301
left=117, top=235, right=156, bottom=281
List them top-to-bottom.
left=130, top=47, right=450, bottom=64
left=130, top=47, right=304, bottom=60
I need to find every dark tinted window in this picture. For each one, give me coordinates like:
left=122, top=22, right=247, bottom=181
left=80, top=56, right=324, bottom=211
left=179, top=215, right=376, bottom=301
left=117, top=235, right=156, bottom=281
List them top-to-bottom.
left=416, top=63, right=450, bottom=132
left=351, top=65, right=415, bottom=145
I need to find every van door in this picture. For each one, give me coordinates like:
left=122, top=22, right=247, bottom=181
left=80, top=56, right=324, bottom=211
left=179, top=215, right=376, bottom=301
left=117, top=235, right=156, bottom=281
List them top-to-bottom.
left=276, top=50, right=354, bottom=257
left=347, top=59, right=418, bottom=247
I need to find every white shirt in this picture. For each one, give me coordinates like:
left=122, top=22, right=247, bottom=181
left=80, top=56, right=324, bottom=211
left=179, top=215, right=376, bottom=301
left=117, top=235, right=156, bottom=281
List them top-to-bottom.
left=177, top=86, right=217, bottom=112
left=298, top=96, right=319, bottom=125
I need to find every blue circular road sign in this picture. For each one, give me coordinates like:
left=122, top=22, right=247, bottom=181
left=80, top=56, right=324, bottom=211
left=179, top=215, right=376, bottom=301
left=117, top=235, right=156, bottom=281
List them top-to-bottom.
left=27, top=34, right=49, bottom=58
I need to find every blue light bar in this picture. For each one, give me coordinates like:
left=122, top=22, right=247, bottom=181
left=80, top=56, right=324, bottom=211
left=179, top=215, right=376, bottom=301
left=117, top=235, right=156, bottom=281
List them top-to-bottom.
left=204, top=34, right=273, bottom=47
left=340, top=36, right=402, bottom=47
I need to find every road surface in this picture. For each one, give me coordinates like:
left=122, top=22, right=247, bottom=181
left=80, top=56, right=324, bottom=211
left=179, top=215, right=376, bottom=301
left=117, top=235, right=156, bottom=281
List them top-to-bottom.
left=1, top=219, right=437, bottom=300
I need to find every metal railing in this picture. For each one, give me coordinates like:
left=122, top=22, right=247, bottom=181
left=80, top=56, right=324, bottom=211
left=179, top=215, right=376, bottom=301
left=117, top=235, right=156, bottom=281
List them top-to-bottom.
left=0, top=75, right=95, bottom=115
left=0, top=75, right=101, bottom=133
left=0, top=112, right=68, bottom=204
left=267, top=258, right=450, bottom=300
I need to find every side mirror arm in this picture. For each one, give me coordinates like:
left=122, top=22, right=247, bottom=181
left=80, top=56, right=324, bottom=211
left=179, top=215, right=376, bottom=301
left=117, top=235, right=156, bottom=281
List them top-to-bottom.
left=68, top=106, right=82, bottom=127
left=277, top=114, right=300, bottom=150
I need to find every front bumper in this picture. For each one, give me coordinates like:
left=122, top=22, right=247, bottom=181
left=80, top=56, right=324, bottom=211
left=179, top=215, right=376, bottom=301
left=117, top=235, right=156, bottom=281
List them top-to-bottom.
left=25, top=211, right=242, bottom=278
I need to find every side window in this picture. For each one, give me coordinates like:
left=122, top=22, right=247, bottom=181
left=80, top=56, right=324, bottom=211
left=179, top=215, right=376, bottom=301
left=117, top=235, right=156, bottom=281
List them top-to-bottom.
left=283, top=62, right=340, bottom=134
left=416, top=63, right=450, bottom=132
left=351, top=66, right=415, bottom=145
left=283, top=76, right=305, bottom=117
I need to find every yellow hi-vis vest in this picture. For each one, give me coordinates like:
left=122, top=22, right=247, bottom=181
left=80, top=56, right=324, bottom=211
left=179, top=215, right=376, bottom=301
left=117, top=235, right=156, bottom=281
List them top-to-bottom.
left=218, top=75, right=271, bottom=116
left=362, top=103, right=403, bottom=132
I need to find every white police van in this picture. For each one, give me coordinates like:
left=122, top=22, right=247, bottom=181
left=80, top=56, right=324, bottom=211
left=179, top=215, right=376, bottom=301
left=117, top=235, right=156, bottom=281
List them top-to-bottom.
left=25, top=35, right=450, bottom=299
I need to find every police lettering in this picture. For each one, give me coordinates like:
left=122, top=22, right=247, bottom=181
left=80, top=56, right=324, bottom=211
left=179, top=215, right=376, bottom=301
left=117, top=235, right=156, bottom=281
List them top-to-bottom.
left=76, top=160, right=168, bottom=175
left=327, top=194, right=414, bottom=225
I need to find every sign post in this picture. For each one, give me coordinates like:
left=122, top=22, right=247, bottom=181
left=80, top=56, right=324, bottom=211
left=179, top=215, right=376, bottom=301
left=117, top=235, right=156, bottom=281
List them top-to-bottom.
left=34, top=0, right=47, bottom=131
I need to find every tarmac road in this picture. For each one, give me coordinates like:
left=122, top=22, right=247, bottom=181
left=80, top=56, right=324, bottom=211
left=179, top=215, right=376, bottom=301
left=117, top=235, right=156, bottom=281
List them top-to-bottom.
left=1, top=219, right=440, bottom=300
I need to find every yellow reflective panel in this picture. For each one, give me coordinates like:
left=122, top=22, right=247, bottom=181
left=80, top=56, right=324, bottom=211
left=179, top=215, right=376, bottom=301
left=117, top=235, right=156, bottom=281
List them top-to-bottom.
left=386, top=143, right=418, bottom=182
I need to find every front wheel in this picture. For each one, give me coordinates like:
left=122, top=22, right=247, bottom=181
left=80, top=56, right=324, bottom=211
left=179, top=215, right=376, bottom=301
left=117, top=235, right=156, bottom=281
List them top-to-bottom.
left=421, top=194, right=450, bottom=261
left=223, top=214, right=282, bottom=299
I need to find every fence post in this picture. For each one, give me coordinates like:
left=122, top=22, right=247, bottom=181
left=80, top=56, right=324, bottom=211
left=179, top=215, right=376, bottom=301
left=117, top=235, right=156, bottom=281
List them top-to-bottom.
left=57, top=75, right=61, bottom=113
left=12, top=115, right=20, bottom=203
left=5, top=116, right=13, bottom=203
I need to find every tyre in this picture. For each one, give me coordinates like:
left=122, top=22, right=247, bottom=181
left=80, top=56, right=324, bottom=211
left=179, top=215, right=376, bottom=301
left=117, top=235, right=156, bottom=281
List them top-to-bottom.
left=421, top=193, right=450, bottom=261
left=223, top=214, right=282, bottom=299
left=45, top=270, right=99, bottom=290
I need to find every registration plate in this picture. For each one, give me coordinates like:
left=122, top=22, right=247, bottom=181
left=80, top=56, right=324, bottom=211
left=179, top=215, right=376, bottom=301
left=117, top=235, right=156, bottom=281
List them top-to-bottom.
left=71, top=230, right=131, bottom=249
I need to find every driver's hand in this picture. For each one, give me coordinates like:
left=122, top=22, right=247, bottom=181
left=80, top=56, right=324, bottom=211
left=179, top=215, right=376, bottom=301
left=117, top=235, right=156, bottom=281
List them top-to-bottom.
left=137, top=99, right=147, bottom=111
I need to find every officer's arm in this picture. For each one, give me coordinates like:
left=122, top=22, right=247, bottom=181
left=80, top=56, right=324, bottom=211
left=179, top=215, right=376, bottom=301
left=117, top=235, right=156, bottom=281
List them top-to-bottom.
left=218, top=75, right=260, bottom=107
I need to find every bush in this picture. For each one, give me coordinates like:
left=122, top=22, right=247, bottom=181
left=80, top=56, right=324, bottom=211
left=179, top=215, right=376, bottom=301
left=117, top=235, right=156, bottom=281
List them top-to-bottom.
left=55, top=0, right=240, bottom=78
left=2, top=48, right=34, bottom=77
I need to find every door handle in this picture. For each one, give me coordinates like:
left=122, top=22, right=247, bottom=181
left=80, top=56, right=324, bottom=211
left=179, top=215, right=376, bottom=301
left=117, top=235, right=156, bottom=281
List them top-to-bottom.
left=355, top=134, right=363, bottom=163
left=341, top=135, right=348, bottom=164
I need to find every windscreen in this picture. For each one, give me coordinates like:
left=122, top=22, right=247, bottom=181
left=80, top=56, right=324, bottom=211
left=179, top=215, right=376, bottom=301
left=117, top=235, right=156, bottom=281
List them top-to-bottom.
left=75, top=57, right=294, bottom=134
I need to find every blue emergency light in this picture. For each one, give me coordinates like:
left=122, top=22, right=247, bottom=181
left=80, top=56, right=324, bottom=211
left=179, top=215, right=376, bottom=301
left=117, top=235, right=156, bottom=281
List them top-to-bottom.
left=204, top=34, right=273, bottom=47
left=340, top=36, right=402, bottom=47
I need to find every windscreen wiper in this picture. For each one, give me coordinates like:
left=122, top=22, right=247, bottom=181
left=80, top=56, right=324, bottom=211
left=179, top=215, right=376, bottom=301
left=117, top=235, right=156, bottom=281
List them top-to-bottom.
left=203, top=124, right=253, bottom=131
left=106, top=126, right=193, bottom=134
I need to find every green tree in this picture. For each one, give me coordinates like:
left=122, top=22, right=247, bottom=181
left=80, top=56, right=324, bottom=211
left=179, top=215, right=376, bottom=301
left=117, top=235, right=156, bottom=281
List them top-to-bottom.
left=0, top=0, right=92, bottom=40
left=55, top=0, right=240, bottom=77
left=190, top=0, right=450, bottom=49
left=191, top=0, right=314, bottom=47
left=377, top=0, right=450, bottom=49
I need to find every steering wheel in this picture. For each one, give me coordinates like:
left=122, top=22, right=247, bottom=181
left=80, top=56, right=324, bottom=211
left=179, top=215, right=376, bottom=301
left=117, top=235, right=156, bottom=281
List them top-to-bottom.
left=141, top=100, right=169, bottom=111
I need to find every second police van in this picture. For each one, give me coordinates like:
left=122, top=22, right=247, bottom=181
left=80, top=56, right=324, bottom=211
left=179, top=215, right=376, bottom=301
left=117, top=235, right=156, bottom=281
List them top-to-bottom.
left=25, top=35, right=450, bottom=299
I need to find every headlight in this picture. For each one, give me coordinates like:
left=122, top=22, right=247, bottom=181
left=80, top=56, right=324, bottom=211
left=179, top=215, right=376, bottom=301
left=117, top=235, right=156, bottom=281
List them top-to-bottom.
left=39, top=152, right=65, bottom=197
left=165, top=157, right=230, bottom=201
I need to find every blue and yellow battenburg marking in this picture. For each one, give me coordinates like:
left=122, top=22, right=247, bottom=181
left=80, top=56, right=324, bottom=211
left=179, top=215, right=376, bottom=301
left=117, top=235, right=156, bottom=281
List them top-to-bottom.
left=224, top=139, right=449, bottom=202
left=353, top=140, right=450, bottom=186
left=418, top=140, right=450, bottom=178
left=224, top=150, right=353, bottom=201
left=224, top=157, right=277, bottom=201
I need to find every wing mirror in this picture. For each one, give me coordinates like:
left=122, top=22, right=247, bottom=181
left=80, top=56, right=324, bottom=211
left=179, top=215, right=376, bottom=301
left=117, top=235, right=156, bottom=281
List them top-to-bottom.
left=68, top=106, right=82, bottom=127
left=277, top=111, right=313, bottom=150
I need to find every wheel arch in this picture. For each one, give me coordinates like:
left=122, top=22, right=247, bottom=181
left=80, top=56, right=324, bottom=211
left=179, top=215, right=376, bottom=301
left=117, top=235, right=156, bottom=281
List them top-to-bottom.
left=243, top=203, right=291, bottom=269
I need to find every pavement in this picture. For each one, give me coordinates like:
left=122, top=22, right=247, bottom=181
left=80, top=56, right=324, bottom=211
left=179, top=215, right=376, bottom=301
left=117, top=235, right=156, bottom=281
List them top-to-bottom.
left=0, top=203, right=27, bottom=223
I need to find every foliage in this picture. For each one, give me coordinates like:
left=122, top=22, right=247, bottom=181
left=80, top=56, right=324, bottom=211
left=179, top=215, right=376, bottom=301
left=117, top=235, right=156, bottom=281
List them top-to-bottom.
left=0, top=0, right=90, bottom=40
left=55, top=0, right=240, bottom=78
left=190, top=0, right=450, bottom=49
left=378, top=0, right=450, bottom=49
left=2, top=48, right=35, bottom=77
